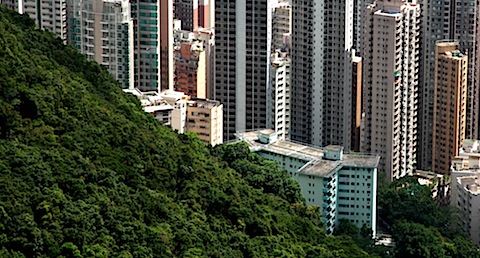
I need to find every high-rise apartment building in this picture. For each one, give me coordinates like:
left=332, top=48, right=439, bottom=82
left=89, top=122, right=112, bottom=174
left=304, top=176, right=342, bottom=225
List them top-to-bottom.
left=0, top=0, right=21, bottom=12
left=1, top=0, right=67, bottom=42
left=67, top=0, right=134, bottom=89
left=130, top=0, right=173, bottom=92
left=174, top=0, right=214, bottom=31
left=174, top=0, right=198, bottom=31
left=214, top=0, right=273, bottom=140
left=272, top=0, right=291, bottom=50
left=290, top=0, right=354, bottom=149
left=361, top=0, right=420, bottom=180
left=418, top=0, right=480, bottom=170
left=454, top=0, right=480, bottom=141
left=174, top=30, right=207, bottom=98
left=432, top=41, right=468, bottom=175
left=268, top=49, right=291, bottom=140
left=351, top=54, right=362, bottom=152
left=450, top=139, right=480, bottom=209
left=450, top=140, right=480, bottom=246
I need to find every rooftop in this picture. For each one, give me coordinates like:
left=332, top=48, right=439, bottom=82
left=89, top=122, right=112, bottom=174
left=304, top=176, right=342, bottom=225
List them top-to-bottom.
left=187, top=98, right=222, bottom=109
left=235, top=130, right=380, bottom=177
left=300, top=153, right=380, bottom=177
left=458, top=176, right=480, bottom=194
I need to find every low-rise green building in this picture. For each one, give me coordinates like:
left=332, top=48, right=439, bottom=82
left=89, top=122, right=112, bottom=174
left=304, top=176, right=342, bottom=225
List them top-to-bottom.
left=236, top=130, right=380, bottom=236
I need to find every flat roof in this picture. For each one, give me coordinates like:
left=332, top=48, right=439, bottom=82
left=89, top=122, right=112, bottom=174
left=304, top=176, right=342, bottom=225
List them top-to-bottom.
left=235, top=131, right=380, bottom=177
left=300, top=154, right=381, bottom=177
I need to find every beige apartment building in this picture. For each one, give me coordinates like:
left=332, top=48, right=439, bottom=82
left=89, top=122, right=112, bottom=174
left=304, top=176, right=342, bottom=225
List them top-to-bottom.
left=361, top=0, right=420, bottom=180
left=432, top=41, right=468, bottom=175
left=186, top=99, right=223, bottom=146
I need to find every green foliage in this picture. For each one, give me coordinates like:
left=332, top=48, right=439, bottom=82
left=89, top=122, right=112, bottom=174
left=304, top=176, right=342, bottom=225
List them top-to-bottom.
left=0, top=7, right=374, bottom=257
left=213, top=143, right=305, bottom=204
left=379, top=177, right=480, bottom=258
left=333, top=219, right=360, bottom=237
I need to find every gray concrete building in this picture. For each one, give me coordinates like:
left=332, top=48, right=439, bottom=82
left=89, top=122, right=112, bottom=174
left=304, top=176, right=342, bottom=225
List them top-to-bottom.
left=213, top=0, right=273, bottom=140
left=290, top=0, right=354, bottom=149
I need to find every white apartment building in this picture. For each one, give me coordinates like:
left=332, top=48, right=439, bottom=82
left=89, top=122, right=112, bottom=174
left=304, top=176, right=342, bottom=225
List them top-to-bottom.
left=1, top=0, right=67, bottom=41
left=67, top=0, right=134, bottom=89
left=214, top=0, right=274, bottom=141
left=290, top=0, right=354, bottom=149
left=361, top=0, right=420, bottom=180
left=268, top=49, right=291, bottom=140
left=235, top=130, right=380, bottom=236
left=450, top=140, right=480, bottom=208
left=451, top=140, right=480, bottom=247
left=455, top=176, right=480, bottom=246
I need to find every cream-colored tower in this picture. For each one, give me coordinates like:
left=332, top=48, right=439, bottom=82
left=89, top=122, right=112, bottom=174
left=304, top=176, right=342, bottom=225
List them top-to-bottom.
left=361, top=0, right=421, bottom=180
left=432, top=41, right=468, bottom=175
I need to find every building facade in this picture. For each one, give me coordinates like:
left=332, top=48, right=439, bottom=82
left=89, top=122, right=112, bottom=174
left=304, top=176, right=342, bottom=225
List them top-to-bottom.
left=1, top=0, right=67, bottom=42
left=67, top=0, right=134, bottom=89
left=130, top=0, right=173, bottom=92
left=174, top=0, right=214, bottom=31
left=174, top=0, right=199, bottom=31
left=214, top=0, right=273, bottom=140
left=272, top=0, right=291, bottom=50
left=290, top=0, right=354, bottom=149
left=361, top=0, right=420, bottom=180
left=418, top=0, right=480, bottom=170
left=454, top=0, right=480, bottom=141
left=174, top=30, right=207, bottom=98
left=432, top=41, right=468, bottom=175
left=268, top=48, right=291, bottom=140
left=351, top=54, right=362, bottom=152
left=124, top=89, right=223, bottom=146
left=186, top=99, right=223, bottom=146
left=235, top=130, right=379, bottom=236
left=450, top=139, right=480, bottom=208
left=454, top=176, right=480, bottom=246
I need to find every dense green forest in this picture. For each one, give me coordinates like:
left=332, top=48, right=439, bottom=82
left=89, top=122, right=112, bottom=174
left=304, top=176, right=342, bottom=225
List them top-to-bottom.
left=0, top=7, right=373, bottom=257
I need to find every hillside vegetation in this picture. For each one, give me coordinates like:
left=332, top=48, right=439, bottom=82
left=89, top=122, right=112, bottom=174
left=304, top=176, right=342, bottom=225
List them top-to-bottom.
left=0, top=7, right=371, bottom=257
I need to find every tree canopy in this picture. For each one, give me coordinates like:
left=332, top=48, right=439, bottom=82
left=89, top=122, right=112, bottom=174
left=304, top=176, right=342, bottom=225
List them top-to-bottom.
left=0, top=7, right=373, bottom=257
left=378, top=176, right=480, bottom=258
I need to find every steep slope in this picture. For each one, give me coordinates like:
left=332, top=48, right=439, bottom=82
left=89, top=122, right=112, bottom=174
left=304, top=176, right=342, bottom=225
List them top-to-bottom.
left=0, top=7, right=372, bottom=257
